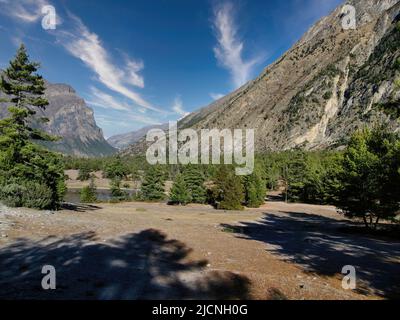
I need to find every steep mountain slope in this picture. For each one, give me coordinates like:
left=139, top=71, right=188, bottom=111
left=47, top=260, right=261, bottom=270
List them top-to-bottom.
left=122, top=0, right=400, bottom=157
left=176, top=0, right=400, bottom=152
left=0, top=81, right=116, bottom=157
left=108, top=124, right=168, bottom=150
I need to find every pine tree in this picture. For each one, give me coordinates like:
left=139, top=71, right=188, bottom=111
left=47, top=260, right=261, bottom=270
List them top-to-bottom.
left=0, top=44, right=65, bottom=209
left=337, top=127, right=400, bottom=229
left=140, top=165, right=166, bottom=201
left=183, top=165, right=207, bottom=204
left=212, top=165, right=244, bottom=210
left=243, top=166, right=266, bottom=208
left=169, top=173, right=191, bottom=205
left=110, top=177, right=128, bottom=201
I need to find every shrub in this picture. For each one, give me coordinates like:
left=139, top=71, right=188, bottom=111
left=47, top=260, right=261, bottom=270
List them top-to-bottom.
left=323, top=91, right=332, bottom=100
left=77, top=165, right=92, bottom=181
left=110, top=178, right=128, bottom=201
left=80, top=179, right=97, bottom=203
left=0, top=181, right=53, bottom=209
left=0, top=183, right=26, bottom=207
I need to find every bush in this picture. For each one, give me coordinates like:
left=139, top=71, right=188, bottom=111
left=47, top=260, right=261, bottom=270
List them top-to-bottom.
left=323, top=91, right=332, bottom=100
left=77, top=165, right=92, bottom=181
left=110, top=178, right=128, bottom=201
left=80, top=179, right=97, bottom=203
left=0, top=181, right=53, bottom=209
left=23, top=182, right=53, bottom=209
left=0, top=183, right=26, bottom=207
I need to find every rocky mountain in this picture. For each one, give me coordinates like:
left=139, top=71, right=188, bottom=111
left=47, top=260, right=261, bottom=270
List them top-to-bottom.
left=123, top=0, right=400, bottom=155
left=0, top=80, right=116, bottom=157
left=108, top=123, right=168, bottom=150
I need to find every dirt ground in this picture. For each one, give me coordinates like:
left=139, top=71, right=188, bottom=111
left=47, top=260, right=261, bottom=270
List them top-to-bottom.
left=0, top=201, right=399, bottom=300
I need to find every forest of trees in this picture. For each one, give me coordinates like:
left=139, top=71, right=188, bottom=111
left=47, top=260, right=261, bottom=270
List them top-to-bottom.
left=0, top=46, right=399, bottom=230
left=68, top=126, right=400, bottom=229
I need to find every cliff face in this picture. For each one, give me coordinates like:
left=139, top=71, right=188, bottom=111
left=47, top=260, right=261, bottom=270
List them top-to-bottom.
left=174, top=0, right=400, bottom=152
left=0, top=81, right=116, bottom=157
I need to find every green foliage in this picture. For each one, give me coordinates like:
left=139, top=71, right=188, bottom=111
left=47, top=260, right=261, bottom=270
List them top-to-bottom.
left=0, top=44, right=65, bottom=209
left=394, top=57, right=400, bottom=70
left=323, top=91, right=332, bottom=100
left=374, top=101, right=400, bottom=119
left=337, top=127, right=400, bottom=229
left=103, top=156, right=129, bottom=179
left=77, top=163, right=92, bottom=181
left=139, top=165, right=166, bottom=201
left=183, top=165, right=207, bottom=204
left=243, top=165, right=266, bottom=208
left=211, top=166, right=244, bottom=210
left=169, top=174, right=191, bottom=205
left=110, top=177, right=128, bottom=201
left=80, top=178, right=97, bottom=203
left=0, top=181, right=53, bottom=209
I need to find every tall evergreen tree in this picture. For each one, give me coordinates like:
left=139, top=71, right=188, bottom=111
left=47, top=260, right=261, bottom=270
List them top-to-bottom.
left=0, top=44, right=65, bottom=209
left=337, top=127, right=400, bottom=229
left=139, top=165, right=166, bottom=201
left=183, top=165, right=207, bottom=204
left=212, top=165, right=244, bottom=210
left=243, top=166, right=266, bottom=208
left=169, top=173, right=191, bottom=205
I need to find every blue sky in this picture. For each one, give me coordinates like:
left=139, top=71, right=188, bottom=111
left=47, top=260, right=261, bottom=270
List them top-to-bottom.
left=0, top=0, right=343, bottom=138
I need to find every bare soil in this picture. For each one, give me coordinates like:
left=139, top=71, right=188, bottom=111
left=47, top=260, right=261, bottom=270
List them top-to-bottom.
left=0, top=200, right=399, bottom=300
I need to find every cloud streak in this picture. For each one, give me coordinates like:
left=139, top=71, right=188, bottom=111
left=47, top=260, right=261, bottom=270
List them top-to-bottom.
left=212, top=2, right=260, bottom=88
left=56, top=13, right=160, bottom=112
left=87, top=87, right=160, bottom=126
left=172, top=96, right=190, bottom=118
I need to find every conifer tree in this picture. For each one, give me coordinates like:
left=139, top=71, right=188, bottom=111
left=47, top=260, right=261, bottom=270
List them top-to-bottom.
left=0, top=44, right=65, bottom=209
left=337, top=127, right=400, bottom=229
left=140, top=165, right=166, bottom=201
left=183, top=165, right=207, bottom=204
left=212, top=165, right=244, bottom=210
left=243, top=166, right=266, bottom=208
left=169, top=173, right=191, bottom=205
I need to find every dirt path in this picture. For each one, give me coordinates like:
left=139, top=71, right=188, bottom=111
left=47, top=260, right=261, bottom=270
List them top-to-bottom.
left=0, top=201, right=398, bottom=300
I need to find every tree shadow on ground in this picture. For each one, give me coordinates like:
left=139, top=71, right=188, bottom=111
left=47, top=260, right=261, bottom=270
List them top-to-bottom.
left=61, top=203, right=102, bottom=212
left=221, top=211, right=400, bottom=299
left=0, top=229, right=250, bottom=300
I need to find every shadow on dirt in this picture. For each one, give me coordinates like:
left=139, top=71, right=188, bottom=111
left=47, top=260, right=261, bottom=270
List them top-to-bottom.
left=61, top=203, right=102, bottom=212
left=221, top=211, right=400, bottom=299
left=0, top=229, right=250, bottom=300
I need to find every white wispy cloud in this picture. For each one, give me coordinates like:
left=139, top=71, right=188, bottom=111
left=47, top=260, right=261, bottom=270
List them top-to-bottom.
left=0, top=0, right=62, bottom=25
left=0, top=0, right=47, bottom=23
left=212, top=2, right=260, bottom=88
left=56, top=13, right=160, bottom=113
left=87, top=87, right=161, bottom=126
left=87, top=87, right=130, bottom=112
left=210, top=92, right=225, bottom=101
left=172, top=96, right=190, bottom=118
